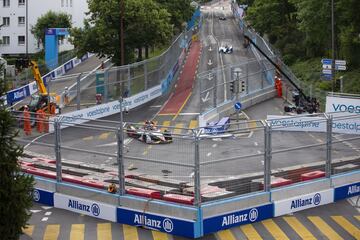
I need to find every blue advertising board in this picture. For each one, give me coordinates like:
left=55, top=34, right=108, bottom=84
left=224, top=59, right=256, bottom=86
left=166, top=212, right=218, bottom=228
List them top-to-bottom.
left=6, top=86, right=30, bottom=105
left=334, top=182, right=360, bottom=201
left=32, top=188, right=54, bottom=206
left=203, top=204, right=273, bottom=234
left=117, top=208, right=196, bottom=238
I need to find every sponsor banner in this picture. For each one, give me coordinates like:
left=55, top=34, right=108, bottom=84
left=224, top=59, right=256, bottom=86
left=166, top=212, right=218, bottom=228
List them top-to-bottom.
left=81, top=54, right=89, bottom=62
left=73, top=58, right=81, bottom=67
left=64, top=60, right=74, bottom=73
left=28, top=81, right=39, bottom=95
left=6, top=85, right=30, bottom=104
left=50, top=85, right=162, bottom=131
left=267, top=115, right=326, bottom=132
left=334, top=182, right=360, bottom=201
left=32, top=188, right=54, bottom=206
left=274, top=189, right=333, bottom=216
left=54, top=193, right=116, bottom=222
left=203, top=204, right=273, bottom=234
left=117, top=207, right=195, bottom=238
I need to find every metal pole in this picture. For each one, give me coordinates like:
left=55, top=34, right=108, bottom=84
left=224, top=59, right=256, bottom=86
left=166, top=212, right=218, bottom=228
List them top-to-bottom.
left=25, top=0, right=28, bottom=58
left=120, top=0, right=125, bottom=66
left=331, top=0, right=335, bottom=92
left=144, top=61, right=148, bottom=90
left=246, top=63, right=249, bottom=93
left=127, top=66, right=131, bottom=96
left=104, top=69, right=109, bottom=103
left=213, top=70, right=217, bottom=108
left=234, top=70, right=240, bottom=123
left=76, top=73, right=81, bottom=110
left=340, top=76, right=343, bottom=93
left=117, top=97, right=125, bottom=196
left=325, top=114, right=333, bottom=178
left=54, top=119, right=62, bottom=185
left=264, top=121, right=272, bottom=192
left=194, top=131, right=201, bottom=206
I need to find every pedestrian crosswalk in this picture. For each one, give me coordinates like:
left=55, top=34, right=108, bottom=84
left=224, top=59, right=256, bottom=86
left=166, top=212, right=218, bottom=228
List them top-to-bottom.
left=22, top=215, right=360, bottom=240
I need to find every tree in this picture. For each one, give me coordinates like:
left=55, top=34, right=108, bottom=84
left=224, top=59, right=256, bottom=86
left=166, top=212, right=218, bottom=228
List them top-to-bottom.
left=70, top=0, right=173, bottom=65
left=31, top=11, right=72, bottom=47
left=0, top=62, right=35, bottom=239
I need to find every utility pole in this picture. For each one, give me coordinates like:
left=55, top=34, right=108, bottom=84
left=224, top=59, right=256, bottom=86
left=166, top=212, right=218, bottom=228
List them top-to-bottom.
left=120, top=0, right=125, bottom=65
left=331, top=0, right=335, bottom=92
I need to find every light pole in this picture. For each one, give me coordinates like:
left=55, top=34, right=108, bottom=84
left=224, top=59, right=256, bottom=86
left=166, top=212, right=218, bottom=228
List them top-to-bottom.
left=26, top=0, right=28, bottom=58
left=331, top=0, right=335, bottom=92
left=117, top=97, right=126, bottom=196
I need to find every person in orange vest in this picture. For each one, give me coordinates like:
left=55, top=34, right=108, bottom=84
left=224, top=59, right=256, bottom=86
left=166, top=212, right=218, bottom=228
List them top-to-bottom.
left=23, top=105, right=32, bottom=135
left=36, top=109, right=46, bottom=133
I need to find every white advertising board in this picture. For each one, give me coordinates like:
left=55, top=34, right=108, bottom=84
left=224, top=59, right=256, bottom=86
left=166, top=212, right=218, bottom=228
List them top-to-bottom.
left=326, top=96, right=360, bottom=115
left=267, top=115, right=326, bottom=132
left=274, top=189, right=334, bottom=216
left=54, top=193, right=116, bottom=222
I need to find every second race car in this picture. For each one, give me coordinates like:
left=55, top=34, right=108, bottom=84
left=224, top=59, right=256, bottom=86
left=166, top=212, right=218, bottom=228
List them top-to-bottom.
left=126, top=124, right=173, bottom=144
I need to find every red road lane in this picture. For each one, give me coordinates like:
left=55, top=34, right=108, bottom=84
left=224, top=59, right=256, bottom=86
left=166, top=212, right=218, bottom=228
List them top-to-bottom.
left=159, top=41, right=201, bottom=115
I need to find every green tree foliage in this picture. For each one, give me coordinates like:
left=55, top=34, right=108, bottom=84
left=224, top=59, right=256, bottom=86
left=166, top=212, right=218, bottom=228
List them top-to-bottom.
left=70, top=0, right=173, bottom=65
left=31, top=11, right=72, bottom=47
left=0, top=63, right=35, bottom=240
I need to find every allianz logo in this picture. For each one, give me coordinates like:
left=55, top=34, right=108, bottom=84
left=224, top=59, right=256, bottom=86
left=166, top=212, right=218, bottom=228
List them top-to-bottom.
left=14, top=88, right=26, bottom=99
left=332, top=103, right=360, bottom=114
left=348, top=184, right=360, bottom=194
left=291, top=193, right=321, bottom=209
left=68, top=199, right=100, bottom=216
left=222, top=208, right=258, bottom=226
left=134, top=214, right=173, bottom=233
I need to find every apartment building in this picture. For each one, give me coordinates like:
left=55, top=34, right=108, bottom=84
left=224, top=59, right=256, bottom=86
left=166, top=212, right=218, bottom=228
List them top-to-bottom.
left=0, top=0, right=88, bottom=56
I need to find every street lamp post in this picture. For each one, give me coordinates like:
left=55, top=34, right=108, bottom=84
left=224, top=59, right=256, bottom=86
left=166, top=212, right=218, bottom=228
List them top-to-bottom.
left=117, top=97, right=126, bottom=196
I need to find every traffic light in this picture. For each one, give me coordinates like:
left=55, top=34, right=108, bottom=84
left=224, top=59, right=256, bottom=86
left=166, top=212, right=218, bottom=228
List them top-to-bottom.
left=230, top=81, right=235, bottom=93
left=241, top=81, right=245, bottom=92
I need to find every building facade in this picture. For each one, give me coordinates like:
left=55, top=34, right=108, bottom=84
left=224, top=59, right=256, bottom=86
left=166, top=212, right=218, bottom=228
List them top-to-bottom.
left=0, top=0, right=88, bottom=56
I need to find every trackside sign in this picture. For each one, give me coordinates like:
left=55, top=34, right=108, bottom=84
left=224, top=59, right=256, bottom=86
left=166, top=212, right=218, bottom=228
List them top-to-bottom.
left=326, top=96, right=360, bottom=115
left=334, top=182, right=360, bottom=201
left=32, top=188, right=54, bottom=206
left=274, top=189, right=333, bottom=216
left=54, top=193, right=116, bottom=221
left=203, top=204, right=273, bottom=234
left=117, top=207, right=195, bottom=238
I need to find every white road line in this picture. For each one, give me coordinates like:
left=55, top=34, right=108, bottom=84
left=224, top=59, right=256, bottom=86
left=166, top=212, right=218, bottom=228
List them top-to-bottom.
left=150, top=105, right=162, bottom=108
left=24, top=132, right=51, bottom=149
left=254, top=142, right=258, bottom=146
left=212, top=143, right=217, bottom=148
left=257, top=150, right=262, bottom=154
left=207, top=152, right=212, bottom=157
left=261, top=160, right=264, bottom=165
left=41, top=206, right=52, bottom=210
left=30, top=209, right=41, bottom=213
left=44, top=211, right=52, bottom=216
left=41, top=217, right=48, bottom=222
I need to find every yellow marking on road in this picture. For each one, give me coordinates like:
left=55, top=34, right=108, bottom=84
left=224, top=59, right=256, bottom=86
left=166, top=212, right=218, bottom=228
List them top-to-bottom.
left=172, top=91, right=192, bottom=121
left=158, top=113, right=175, bottom=116
left=189, top=120, right=198, bottom=129
left=160, top=121, right=171, bottom=131
left=248, top=121, right=257, bottom=130
left=173, top=123, right=184, bottom=135
left=99, top=132, right=111, bottom=140
left=308, top=133, right=324, bottom=144
left=83, top=136, right=94, bottom=141
left=142, top=145, right=152, bottom=155
left=283, top=216, right=316, bottom=240
left=308, top=216, right=343, bottom=240
left=331, top=216, right=360, bottom=239
left=356, top=216, right=360, bottom=221
left=262, top=219, right=289, bottom=240
left=97, top=223, right=112, bottom=240
left=43, top=224, right=60, bottom=240
left=70, top=224, right=84, bottom=240
left=123, top=224, right=139, bottom=240
left=240, top=224, right=263, bottom=240
left=22, top=225, right=34, bottom=236
left=217, top=229, right=236, bottom=240
left=152, top=230, right=168, bottom=240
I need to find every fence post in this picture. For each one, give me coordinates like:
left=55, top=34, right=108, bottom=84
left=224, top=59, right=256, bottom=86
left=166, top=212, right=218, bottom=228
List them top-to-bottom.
left=144, top=61, right=148, bottom=90
left=127, top=66, right=131, bottom=96
left=104, top=69, right=109, bottom=103
left=213, top=70, right=217, bottom=108
left=76, top=73, right=82, bottom=110
left=117, top=98, right=126, bottom=198
left=325, top=114, right=333, bottom=178
left=54, top=118, right=62, bottom=190
left=263, top=121, right=272, bottom=192
left=194, top=130, right=201, bottom=207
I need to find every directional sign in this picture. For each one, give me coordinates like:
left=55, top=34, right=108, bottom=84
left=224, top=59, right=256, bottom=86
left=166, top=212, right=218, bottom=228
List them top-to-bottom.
left=321, top=59, right=332, bottom=65
left=335, top=60, right=346, bottom=65
left=322, top=64, right=332, bottom=69
left=335, top=65, right=347, bottom=71
left=322, top=69, right=332, bottom=74
left=322, top=74, right=332, bottom=80
left=234, top=102, right=242, bottom=110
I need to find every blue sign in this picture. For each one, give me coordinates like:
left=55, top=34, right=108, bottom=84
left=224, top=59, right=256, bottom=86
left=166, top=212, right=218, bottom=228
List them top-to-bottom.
left=321, top=59, right=332, bottom=65
left=322, top=73, right=332, bottom=80
left=6, top=86, right=30, bottom=105
left=234, top=102, right=242, bottom=110
left=334, top=182, right=360, bottom=201
left=32, top=188, right=54, bottom=206
left=203, top=204, right=273, bottom=234
left=117, top=208, right=195, bottom=238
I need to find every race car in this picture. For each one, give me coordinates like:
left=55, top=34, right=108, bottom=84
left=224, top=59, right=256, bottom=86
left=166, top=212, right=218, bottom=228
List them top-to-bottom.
left=219, top=45, right=233, bottom=54
left=126, top=124, right=173, bottom=144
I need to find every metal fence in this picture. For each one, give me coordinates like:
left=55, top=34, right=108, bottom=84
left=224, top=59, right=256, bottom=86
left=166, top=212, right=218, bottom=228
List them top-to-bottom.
left=15, top=112, right=360, bottom=206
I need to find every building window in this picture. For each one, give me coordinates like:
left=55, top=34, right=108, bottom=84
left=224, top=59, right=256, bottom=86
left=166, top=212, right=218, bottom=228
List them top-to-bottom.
left=3, top=0, right=10, bottom=7
left=18, top=0, right=25, bottom=6
left=61, top=0, right=64, bottom=7
left=66, top=0, right=68, bottom=7
left=70, top=0, right=72, bottom=7
left=18, top=16, right=25, bottom=25
left=3, top=17, right=10, bottom=26
left=2, top=36, right=10, bottom=45
left=18, top=36, right=25, bottom=45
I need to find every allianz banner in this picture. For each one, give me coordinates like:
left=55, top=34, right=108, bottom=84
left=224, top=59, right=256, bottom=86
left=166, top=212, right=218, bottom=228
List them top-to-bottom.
left=334, top=182, right=360, bottom=201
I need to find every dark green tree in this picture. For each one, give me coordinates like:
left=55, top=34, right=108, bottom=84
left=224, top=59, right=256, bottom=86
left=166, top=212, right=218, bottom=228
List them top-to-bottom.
left=31, top=11, right=72, bottom=47
left=0, top=62, right=35, bottom=239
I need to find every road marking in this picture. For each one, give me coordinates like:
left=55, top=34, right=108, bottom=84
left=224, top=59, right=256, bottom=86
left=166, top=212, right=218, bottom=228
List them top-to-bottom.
left=172, top=91, right=192, bottom=121
left=150, top=105, right=162, bottom=108
left=189, top=120, right=198, bottom=129
left=160, top=121, right=171, bottom=131
left=173, top=123, right=184, bottom=135
left=24, top=132, right=51, bottom=149
left=99, top=132, right=111, bottom=140
left=308, top=133, right=324, bottom=144
left=83, top=136, right=94, bottom=141
left=254, top=142, right=258, bottom=146
left=212, top=143, right=217, bottom=148
left=142, top=145, right=152, bottom=155
left=257, top=150, right=261, bottom=154
left=207, top=152, right=212, bottom=157
left=41, top=206, right=52, bottom=210
left=30, top=209, right=42, bottom=213
left=44, top=211, right=52, bottom=216
left=283, top=216, right=316, bottom=240
left=308, top=216, right=343, bottom=240
left=331, top=216, right=360, bottom=239
left=41, top=217, right=48, bottom=222
left=262, top=219, right=289, bottom=240
left=97, top=223, right=112, bottom=240
left=43, top=224, right=60, bottom=240
left=70, top=224, right=85, bottom=240
left=123, top=224, right=139, bottom=240
left=240, top=224, right=263, bottom=240
left=22, top=225, right=34, bottom=236
left=217, top=229, right=236, bottom=240
left=152, top=231, right=168, bottom=240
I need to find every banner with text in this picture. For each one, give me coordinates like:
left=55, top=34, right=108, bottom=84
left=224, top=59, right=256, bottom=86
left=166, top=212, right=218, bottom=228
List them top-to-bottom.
left=334, top=182, right=360, bottom=201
